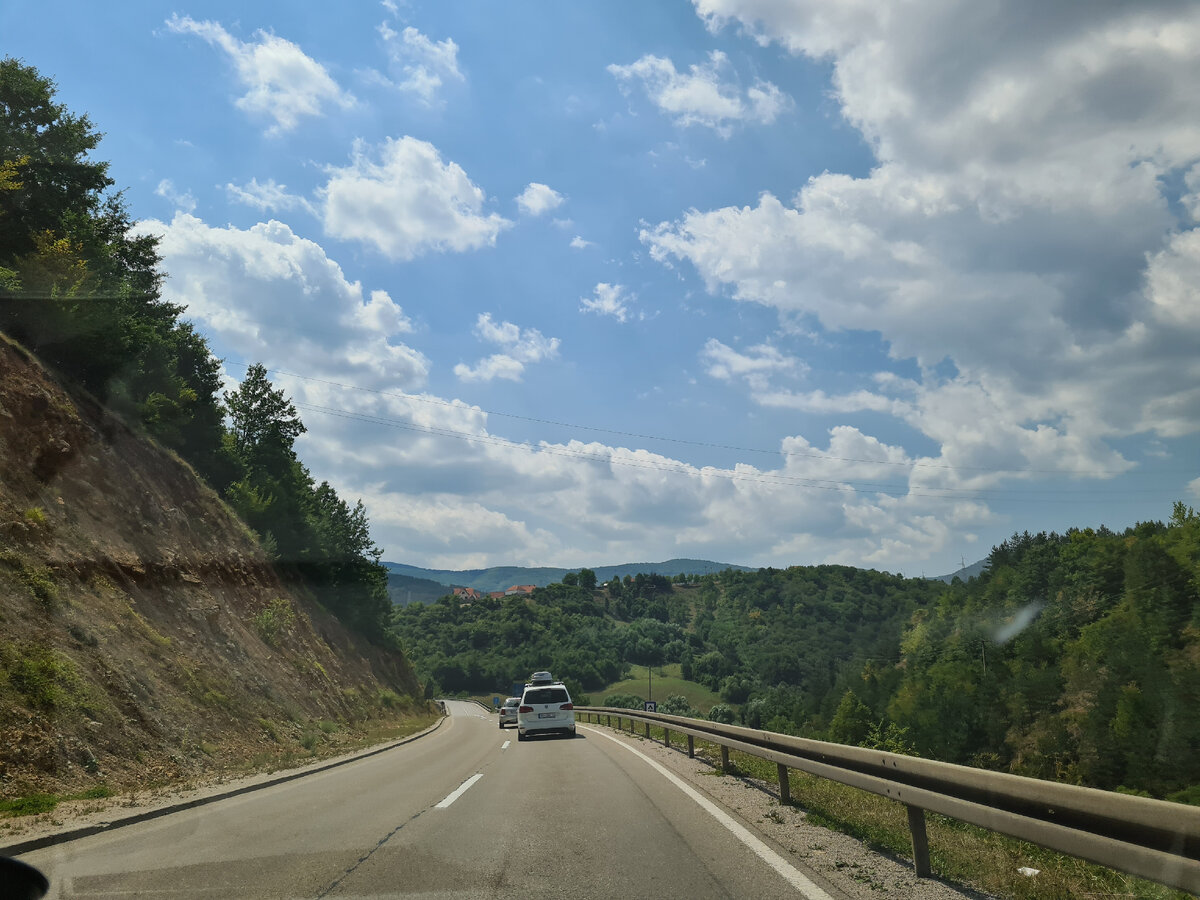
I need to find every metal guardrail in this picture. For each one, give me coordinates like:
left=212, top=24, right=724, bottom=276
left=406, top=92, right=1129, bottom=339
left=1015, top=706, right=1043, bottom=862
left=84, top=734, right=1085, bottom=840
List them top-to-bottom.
left=577, top=706, right=1200, bottom=894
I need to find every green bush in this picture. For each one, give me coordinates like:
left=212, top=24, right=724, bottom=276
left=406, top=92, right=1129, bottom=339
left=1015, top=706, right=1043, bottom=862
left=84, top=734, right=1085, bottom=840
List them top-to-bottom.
left=251, top=598, right=295, bottom=647
left=603, top=693, right=644, bottom=709
left=660, top=694, right=697, bottom=717
left=707, top=704, right=735, bottom=724
left=0, top=793, right=58, bottom=816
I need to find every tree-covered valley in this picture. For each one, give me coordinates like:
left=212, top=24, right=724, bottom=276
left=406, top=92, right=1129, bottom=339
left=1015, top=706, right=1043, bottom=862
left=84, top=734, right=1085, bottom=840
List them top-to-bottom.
left=392, top=505, right=1200, bottom=804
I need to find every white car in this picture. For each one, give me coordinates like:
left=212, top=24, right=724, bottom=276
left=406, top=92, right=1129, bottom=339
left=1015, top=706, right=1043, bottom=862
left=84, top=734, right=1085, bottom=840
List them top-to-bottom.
left=516, top=682, right=575, bottom=740
left=498, top=696, right=520, bottom=728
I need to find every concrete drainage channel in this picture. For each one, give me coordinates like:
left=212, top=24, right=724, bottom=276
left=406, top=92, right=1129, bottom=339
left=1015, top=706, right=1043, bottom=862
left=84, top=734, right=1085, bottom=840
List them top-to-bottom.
left=0, top=714, right=448, bottom=856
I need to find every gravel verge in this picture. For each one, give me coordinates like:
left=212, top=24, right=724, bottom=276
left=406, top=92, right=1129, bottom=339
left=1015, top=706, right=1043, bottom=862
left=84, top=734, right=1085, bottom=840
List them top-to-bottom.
left=584, top=722, right=996, bottom=900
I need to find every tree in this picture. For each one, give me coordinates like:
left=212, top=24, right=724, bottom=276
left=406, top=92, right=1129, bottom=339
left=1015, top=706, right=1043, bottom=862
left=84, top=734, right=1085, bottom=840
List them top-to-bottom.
left=0, top=58, right=111, bottom=263
left=0, top=59, right=227, bottom=479
left=225, top=363, right=306, bottom=476
left=578, top=568, right=597, bottom=591
left=828, top=689, right=874, bottom=746
left=660, top=695, right=696, bottom=717
left=707, top=704, right=735, bottom=724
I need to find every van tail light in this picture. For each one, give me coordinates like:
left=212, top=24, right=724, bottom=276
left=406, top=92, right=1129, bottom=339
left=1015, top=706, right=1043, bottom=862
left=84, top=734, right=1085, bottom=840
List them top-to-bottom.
left=560, top=703, right=574, bottom=710
left=519, top=706, right=533, bottom=713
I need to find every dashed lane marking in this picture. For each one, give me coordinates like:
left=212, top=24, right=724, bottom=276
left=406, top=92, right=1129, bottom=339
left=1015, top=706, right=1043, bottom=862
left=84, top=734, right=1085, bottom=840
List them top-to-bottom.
left=434, top=774, right=483, bottom=809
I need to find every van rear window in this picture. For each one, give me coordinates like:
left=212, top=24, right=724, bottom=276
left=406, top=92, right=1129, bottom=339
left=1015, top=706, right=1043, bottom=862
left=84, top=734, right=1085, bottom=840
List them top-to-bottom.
left=524, top=688, right=569, bottom=704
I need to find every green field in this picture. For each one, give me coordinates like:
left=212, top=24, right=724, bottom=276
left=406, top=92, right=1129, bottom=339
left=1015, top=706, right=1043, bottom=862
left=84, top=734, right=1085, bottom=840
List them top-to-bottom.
left=595, top=664, right=723, bottom=714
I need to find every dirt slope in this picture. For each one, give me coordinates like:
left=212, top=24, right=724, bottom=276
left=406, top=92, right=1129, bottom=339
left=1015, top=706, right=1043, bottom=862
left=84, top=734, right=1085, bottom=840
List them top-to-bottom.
left=0, top=334, right=429, bottom=802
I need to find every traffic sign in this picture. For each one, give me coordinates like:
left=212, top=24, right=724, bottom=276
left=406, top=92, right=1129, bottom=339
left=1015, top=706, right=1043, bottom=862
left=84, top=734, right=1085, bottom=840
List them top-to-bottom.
left=644, top=700, right=657, bottom=713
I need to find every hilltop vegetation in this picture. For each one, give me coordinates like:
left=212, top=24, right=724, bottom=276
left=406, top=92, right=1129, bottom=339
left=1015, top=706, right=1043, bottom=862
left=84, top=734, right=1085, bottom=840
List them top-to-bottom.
left=0, top=57, right=393, bottom=643
left=0, top=59, right=430, bottom=805
left=392, top=506, right=1200, bottom=802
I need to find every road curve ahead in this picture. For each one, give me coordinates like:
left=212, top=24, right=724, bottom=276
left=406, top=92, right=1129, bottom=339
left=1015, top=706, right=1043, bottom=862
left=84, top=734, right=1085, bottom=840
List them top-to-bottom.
left=19, top=700, right=846, bottom=898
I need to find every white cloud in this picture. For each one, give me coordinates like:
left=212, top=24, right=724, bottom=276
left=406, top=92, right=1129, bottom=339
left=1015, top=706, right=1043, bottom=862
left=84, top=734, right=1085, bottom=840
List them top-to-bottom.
left=640, top=1, right=1200, bottom=487
left=165, top=15, right=353, bottom=135
left=375, top=23, right=463, bottom=105
left=608, top=50, right=791, bottom=136
left=320, top=136, right=510, bottom=260
left=225, top=177, right=315, bottom=216
left=155, top=179, right=196, bottom=213
left=515, top=182, right=565, bottom=217
left=136, top=212, right=427, bottom=388
left=569, top=235, right=594, bottom=249
left=580, top=283, right=634, bottom=323
left=454, top=313, right=560, bottom=382
left=701, top=338, right=802, bottom=391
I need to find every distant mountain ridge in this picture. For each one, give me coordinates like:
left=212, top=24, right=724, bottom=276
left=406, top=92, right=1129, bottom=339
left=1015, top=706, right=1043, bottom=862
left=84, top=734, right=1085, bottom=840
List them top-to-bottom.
left=381, top=558, right=752, bottom=595
left=931, top=558, right=988, bottom=583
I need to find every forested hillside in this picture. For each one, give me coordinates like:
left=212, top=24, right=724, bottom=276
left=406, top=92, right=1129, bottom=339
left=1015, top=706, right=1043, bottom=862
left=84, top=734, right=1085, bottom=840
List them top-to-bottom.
left=0, top=58, right=393, bottom=644
left=0, top=59, right=431, bottom=802
left=393, top=507, right=1200, bottom=803
left=868, top=507, right=1200, bottom=801
left=389, top=568, right=942, bottom=716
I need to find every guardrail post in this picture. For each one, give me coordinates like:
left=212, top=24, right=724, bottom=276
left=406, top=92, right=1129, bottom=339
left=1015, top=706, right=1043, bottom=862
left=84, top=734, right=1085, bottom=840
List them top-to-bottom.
left=644, top=721, right=651, bottom=739
left=664, top=728, right=671, bottom=749
left=687, top=735, right=694, bottom=758
left=720, top=744, right=729, bottom=771
left=777, top=763, right=791, bottom=805
left=906, top=805, right=931, bottom=878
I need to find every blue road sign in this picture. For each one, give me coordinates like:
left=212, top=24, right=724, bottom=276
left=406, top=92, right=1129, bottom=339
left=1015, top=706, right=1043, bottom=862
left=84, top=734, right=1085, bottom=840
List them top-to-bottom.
left=644, top=701, right=657, bottom=713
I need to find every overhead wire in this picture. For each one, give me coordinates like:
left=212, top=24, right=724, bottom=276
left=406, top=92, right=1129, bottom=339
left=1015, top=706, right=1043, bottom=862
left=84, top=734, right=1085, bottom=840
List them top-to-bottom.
left=219, top=361, right=1187, bottom=503
left=224, top=361, right=1158, bottom=479
left=290, top=400, right=1182, bottom=504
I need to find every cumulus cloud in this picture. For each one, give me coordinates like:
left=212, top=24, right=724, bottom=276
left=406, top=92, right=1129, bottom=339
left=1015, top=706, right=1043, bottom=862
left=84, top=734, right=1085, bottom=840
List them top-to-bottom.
left=640, top=1, right=1200, bottom=488
left=165, top=15, right=353, bottom=134
left=374, top=22, right=464, bottom=105
left=608, top=49, right=790, bottom=135
left=320, top=136, right=510, bottom=260
left=225, top=177, right=316, bottom=216
left=155, top=179, right=196, bottom=213
left=515, top=182, right=565, bottom=216
left=136, top=212, right=427, bottom=388
left=569, top=235, right=593, bottom=249
left=579, top=283, right=635, bottom=323
left=454, top=313, right=560, bottom=382
left=701, top=338, right=802, bottom=390
left=339, top=416, right=990, bottom=570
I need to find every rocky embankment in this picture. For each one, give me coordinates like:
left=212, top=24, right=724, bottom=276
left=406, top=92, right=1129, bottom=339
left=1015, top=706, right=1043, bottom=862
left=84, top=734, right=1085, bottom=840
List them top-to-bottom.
left=0, top=335, right=429, bottom=805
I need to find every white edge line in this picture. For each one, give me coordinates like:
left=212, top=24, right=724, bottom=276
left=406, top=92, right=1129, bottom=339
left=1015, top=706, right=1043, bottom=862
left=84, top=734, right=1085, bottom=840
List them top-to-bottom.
left=582, top=725, right=836, bottom=900
left=434, top=773, right=483, bottom=809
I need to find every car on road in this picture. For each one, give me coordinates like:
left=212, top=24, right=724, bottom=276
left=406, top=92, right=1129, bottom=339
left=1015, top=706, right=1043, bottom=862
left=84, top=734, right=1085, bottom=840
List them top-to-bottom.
left=516, top=681, right=575, bottom=741
left=498, top=696, right=520, bottom=728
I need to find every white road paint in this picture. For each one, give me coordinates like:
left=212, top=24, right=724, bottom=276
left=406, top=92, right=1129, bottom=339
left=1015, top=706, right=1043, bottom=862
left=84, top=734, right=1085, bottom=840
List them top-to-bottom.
left=583, top=725, right=837, bottom=900
left=501, top=740, right=511, bottom=750
left=434, top=773, right=483, bottom=809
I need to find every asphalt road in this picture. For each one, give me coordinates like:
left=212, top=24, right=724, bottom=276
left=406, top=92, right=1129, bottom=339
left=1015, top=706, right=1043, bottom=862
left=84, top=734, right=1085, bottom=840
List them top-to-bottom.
left=18, top=700, right=846, bottom=899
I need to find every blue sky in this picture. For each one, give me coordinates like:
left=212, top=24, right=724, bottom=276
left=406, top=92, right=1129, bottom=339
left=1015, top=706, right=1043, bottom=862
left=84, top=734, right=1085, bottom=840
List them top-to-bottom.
left=6, top=1, right=1200, bottom=574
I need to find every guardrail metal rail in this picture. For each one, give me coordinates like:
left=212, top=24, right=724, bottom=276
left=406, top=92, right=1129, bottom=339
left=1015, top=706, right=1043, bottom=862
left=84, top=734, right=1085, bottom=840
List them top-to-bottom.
left=576, top=706, right=1200, bottom=894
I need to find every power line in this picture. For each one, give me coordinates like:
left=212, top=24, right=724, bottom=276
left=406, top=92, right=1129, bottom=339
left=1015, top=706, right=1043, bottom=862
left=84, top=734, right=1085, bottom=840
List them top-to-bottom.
left=224, top=361, right=1153, bottom=479
left=290, top=400, right=1182, bottom=504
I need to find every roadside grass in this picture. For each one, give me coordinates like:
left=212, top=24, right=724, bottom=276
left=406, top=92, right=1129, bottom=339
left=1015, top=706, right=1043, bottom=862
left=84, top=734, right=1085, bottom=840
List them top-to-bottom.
left=595, top=664, right=723, bottom=714
left=0, top=710, right=440, bottom=825
left=590, top=718, right=1191, bottom=900
left=0, top=785, right=114, bottom=818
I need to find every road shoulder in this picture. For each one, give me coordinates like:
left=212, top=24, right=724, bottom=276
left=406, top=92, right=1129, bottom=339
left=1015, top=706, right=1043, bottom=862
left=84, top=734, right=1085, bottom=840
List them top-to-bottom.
left=579, top=722, right=993, bottom=900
